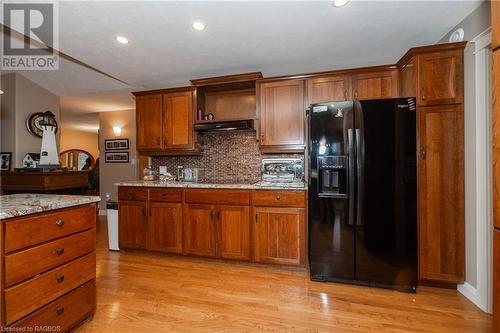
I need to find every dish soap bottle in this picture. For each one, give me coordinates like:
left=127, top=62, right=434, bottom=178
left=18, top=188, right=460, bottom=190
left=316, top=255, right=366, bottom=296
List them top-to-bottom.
left=143, top=157, right=156, bottom=181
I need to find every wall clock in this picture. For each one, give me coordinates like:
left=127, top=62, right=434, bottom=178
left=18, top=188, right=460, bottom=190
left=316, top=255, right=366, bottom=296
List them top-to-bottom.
left=26, top=112, right=58, bottom=138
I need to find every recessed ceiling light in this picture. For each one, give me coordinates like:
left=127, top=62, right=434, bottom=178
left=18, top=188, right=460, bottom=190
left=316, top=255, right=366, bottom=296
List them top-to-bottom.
left=332, top=0, right=350, bottom=7
left=192, top=21, right=206, bottom=31
left=115, top=36, right=129, bottom=44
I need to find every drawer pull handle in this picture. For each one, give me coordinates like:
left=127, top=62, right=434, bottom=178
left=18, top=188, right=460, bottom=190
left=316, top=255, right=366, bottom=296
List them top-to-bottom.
left=276, top=195, right=281, bottom=200
left=55, top=219, right=64, bottom=227
left=55, top=247, right=65, bottom=256
left=56, top=275, right=65, bottom=283
left=56, top=306, right=65, bottom=315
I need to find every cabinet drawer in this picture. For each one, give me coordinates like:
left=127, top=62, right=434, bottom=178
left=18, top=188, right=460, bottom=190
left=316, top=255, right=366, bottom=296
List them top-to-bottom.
left=118, top=187, right=148, bottom=201
left=149, top=188, right=183, bottom=202
left=185, top=189, right=250, bottom=205
left=252, top=190, right=306, bottom=207
left=4, top=205, right=96, bottom=253
left=5, top=229, right=95, bottom=287
left=5, top=253, right=95, bottom=325
left=9, top=280, right=95, bottom=332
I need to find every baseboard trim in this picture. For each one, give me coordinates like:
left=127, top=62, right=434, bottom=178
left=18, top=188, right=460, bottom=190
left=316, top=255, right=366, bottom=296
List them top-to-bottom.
left=458, top=282, right=485, bottom=311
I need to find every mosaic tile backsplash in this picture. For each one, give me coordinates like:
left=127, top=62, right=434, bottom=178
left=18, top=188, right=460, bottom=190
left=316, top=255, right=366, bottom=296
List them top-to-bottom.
left=151, top=132, right=303, bottom=184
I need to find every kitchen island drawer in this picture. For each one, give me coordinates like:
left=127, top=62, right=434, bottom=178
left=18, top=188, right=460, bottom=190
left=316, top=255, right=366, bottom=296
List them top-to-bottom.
left=118, top=186, right=148, bottom=201
left=149, top=188, right=183, bottom=202
left=185, top=189, right=250, bottom=205
left=252, top=190, right=306, bottom=207
left=4, top=205, right=96, bottom=253
left=5, top=229, right=96, bottom=287
left=5, top=253, right=96, bottom=325
left=8, top=280, right=95, bottom=332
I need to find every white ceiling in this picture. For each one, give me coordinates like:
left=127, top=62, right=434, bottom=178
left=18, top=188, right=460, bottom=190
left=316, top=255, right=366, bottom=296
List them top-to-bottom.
left=1, top=0, right=482, bottom=131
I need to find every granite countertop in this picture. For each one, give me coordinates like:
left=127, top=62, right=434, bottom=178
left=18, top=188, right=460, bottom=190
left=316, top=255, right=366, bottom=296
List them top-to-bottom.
left=115, top=180, right=307, bottom=191
left=0, top=194, right=101, bottom=220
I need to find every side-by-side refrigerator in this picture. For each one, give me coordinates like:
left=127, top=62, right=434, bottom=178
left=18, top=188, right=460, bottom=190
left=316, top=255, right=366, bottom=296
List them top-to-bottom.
left=308, top=98, right=417, bottom=292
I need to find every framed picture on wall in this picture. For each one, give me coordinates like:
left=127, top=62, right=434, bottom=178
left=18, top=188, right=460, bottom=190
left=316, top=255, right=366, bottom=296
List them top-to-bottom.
left=105, top=138, right=129, bottom=151
left=105, top=151, right=129, bottom=163
left=0, top=152, right=12, bottom=171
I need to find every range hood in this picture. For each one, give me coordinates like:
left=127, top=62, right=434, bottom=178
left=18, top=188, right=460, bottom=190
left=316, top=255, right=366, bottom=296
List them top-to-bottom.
left=194, top=120, right=254, bottom=133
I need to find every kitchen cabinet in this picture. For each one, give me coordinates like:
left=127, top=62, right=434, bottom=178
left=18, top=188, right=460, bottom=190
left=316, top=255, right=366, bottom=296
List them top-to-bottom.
left=492, top=0, right=499, bottom=51
left=418, top=50, right=463, bottom=106
left=494, top=51, right=500, bottom=230
left=398, top=57, right=417, bottom=98
left=351, top=69, right=398, bottom=100
left=307, top=75, right=351, bottom=104
left=257, top=79, right=305, bottom=153
left=134, top=87, right=200, bottom=155
left=163, top=90, right=195, bottom=149
left=136, top=94, right=163, bottom=150
left=417, top=104, right=464, bottom=283
left=118, top=201, right=148, bottom=249
left=148, top=203, right=183, bottom=254
left=183, top=204, right=216, bottom=257
left=217, top=205, right=250, bottom=260
left=253, top=207, right=306, bottom=266
left=494, top=228, right=500, bottom=332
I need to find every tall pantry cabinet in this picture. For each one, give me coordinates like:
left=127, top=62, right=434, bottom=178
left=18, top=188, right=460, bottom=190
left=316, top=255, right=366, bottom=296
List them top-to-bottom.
left=491, top=0, right=499, bottom=331
left=398, top=42, right=466, bottom=285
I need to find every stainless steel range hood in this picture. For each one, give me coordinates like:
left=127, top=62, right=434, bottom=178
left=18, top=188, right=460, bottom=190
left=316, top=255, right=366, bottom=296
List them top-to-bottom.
left=194, top=120, right=254, bottom=133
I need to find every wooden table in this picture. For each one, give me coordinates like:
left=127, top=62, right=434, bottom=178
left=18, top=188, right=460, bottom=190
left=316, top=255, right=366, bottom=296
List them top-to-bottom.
left=0, top=171, right=89, bottom=194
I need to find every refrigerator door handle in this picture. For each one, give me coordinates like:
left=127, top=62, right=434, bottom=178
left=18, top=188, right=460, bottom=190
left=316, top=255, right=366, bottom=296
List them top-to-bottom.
left=348, top=129, right=355, bottom=226
left=355, top=129, right=364, bottom=226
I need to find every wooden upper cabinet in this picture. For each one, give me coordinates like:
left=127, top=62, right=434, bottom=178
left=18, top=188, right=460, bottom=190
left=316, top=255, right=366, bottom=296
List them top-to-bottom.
left=492, top=0, right=499, bottom=50
left=418, top=50, right=463, bottom=106
left=399, top=57, right=417, bottom=98
left=352, top=69, right=398, bottom=100
left=307, top=75, right=351, bottom=104
left=258, top=79, right=305, bottom=152
left=163, top=90, right=195, bottom=149
left=136, top=94, right=163, bottom=150
left=417, top=104, right=464, bottom=283
left=119, top=201, right=148, bottom=249
left=148, top=203, right=183, bottom=254
left=183, top=204, right=216, bottom=257
left=216, top=205, right=250, bottom=261
left=253, top=207, right=306, bottom=266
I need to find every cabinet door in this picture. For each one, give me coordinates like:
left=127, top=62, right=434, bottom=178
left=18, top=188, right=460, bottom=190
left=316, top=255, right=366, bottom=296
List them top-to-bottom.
left=418, top=50, right=463, bottom=106
left=494, top=51, right=500, bottom=229
left=399, top=57, right=418, bottom=98
left=352, top=69, right=398, bottom=100
left=307, top=75, right=351, bottom=104
left=258, top=79, right=305, bottom=151
left=163, top=90, right=194, bottom=149
left=136, top=94, right=163, bottom=150
left=418, top=104, right=464, bottom=283
left=118, top=201, right=148, bottom=249
left=148, top=203, right=183, bottom=254
left=183, top=204, right=216, bottom=257
left=216, top=205, right=250, bottom=261
left=253, top=207, right=306, bottom=266
left=494, top=228, right=500, bottom=332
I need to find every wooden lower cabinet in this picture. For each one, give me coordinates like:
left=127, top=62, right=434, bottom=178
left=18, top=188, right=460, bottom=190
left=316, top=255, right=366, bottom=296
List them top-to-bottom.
left=417, top=104, right=464, bottom=283
left=118, top=201, right=148, bottom=250
left=148, top=203, right=183, bottom=254
left=183, top=204, right=216, bottom=257
left=217, top=205, right=250, bottom=261
left=253, top=207, right=306, bottom=266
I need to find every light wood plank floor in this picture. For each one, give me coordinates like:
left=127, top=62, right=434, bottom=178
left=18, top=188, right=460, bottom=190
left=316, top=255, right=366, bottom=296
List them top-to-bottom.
left=76, top=217, right=492, bottom=333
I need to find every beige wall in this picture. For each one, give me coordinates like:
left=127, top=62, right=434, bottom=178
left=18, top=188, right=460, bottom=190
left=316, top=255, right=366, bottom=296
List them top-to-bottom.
left=0, top=73, right=60, bottom=168
left=99, top=109, right=137, bottom=209
left=60, top=127, right=99, bottom=159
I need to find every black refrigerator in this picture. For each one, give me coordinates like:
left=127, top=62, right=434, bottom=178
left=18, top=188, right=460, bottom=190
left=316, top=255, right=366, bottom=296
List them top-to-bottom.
left=308, top=98, right=417, bottom=292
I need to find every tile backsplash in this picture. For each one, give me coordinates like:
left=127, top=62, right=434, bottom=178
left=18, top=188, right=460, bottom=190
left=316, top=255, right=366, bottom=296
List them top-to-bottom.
left=151, top=132, right=303, bottom=184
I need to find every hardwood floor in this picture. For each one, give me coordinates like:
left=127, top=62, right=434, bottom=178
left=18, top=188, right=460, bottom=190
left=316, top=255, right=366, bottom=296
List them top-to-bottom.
left=75, top=217, right=492, bottom=333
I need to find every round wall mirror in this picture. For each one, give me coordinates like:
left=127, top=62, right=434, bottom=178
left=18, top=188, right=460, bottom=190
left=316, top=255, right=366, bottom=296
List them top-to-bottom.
left=60, top=149, right=95, bottom=171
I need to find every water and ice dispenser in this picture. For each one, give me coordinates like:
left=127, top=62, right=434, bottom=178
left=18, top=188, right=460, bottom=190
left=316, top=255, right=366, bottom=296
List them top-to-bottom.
left=317, top=156, right=348, bottom=197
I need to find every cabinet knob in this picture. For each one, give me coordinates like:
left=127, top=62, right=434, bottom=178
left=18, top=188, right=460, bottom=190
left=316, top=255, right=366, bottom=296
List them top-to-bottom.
left=421, top=88, right=426, bottom=100
left=276, top=195, right=281, bottom=200
left=55, top=219, right=64, bottom=227
left=55, top=247, right=65, bottom=256
left=56, top=275, right=65, bottom=283
left=56, top=306, right=64, bottom=315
